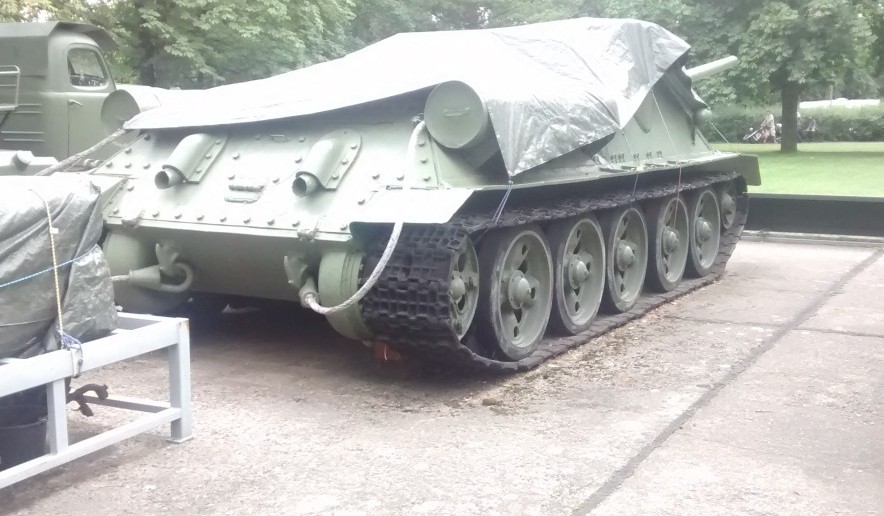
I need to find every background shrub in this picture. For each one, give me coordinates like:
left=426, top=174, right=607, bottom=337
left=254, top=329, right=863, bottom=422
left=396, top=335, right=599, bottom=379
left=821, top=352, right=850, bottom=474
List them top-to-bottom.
left=701, top=104, right=884, bottom=143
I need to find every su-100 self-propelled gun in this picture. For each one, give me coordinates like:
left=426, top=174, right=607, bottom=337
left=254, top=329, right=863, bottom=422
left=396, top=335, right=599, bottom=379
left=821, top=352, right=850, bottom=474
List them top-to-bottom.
left=51, top=18, right=759, bottom=372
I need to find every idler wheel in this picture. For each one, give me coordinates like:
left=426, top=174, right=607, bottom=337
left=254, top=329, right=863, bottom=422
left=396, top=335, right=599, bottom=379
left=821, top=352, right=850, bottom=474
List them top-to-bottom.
left=717, top=181, right=738, bottom=230
left=686, top=187, right=721, bottom=277
left=646, top=195, right=689, bottom=292
left=601, top=205, right=648, bottom=313
left=547, top=215, right=606, bottom=335
left=477, top=224, right=553, bottom=361
left=449, top=238, right=480, bottom=339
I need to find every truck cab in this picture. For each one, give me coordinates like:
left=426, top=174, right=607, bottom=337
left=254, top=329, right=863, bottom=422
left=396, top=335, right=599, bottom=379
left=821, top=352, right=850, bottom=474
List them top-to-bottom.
left=0, top=22, right=116, bottom=160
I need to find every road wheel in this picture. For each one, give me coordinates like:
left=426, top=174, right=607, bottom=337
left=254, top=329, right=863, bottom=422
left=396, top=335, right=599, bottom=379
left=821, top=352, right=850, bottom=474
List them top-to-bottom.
left=686, top=188, right=721, bottom=277
left=646, top=195, right=689, bottom=292
left=601, top=205, right=648, bottom=313
left=547, top=215, right=605, bottom=335
left=477, top=224, right=553, bottom=361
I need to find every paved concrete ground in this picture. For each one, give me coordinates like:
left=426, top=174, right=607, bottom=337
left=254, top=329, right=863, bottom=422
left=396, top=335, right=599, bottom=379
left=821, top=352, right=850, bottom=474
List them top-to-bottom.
left=1, top=239, right=882, bottom=515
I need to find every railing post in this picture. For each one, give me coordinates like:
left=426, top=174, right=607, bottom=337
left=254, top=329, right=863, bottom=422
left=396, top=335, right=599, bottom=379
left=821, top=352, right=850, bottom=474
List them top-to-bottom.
left=168, top=319, right=193, bottom=443
left=46, top=378, right=69, bottom=454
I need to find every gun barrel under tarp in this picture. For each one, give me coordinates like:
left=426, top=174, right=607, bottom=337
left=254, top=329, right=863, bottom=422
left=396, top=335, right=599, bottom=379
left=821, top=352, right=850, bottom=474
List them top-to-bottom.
left=686, top=55, right=738, bottom=81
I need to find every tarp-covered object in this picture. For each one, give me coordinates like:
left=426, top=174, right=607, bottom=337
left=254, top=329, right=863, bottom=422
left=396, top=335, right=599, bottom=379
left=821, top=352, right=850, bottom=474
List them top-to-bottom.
left=125, top=18, right=693, bottom=175
left=0, top=176, right=117, bottom=359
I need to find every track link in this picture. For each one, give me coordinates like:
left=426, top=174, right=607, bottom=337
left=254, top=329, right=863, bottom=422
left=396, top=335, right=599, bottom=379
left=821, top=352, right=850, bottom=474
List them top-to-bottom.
left=361, top=172, right=747, bottom=373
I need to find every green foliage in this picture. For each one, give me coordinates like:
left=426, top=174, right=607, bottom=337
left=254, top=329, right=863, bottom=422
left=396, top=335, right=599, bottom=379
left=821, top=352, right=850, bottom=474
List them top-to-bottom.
left=1, top=0, right=69, bottom=21
left=2, top=0, right=881, bottom=108
left=2, top=0, right=355, bottom=88
left=113, top=0, right=355, bottom=88
left=701, top=105, right=770, bottom=143
left=703, top=105, right=884, bottom=143
left=810, top=106, right=884, bottom=141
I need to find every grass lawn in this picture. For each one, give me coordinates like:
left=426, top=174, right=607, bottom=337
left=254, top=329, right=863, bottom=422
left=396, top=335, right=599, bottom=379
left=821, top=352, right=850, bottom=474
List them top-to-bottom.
left=712, top=142, right=884, bottom=196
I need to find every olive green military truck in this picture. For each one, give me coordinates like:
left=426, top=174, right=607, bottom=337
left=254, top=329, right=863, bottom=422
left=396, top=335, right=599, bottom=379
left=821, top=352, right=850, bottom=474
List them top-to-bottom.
left=0, top=21, right=171, bottom=175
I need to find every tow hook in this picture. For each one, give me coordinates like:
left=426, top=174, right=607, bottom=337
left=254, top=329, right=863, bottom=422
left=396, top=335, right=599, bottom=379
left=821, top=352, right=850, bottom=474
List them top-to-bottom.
left=111, top=242, right=195, bottom=293
left=111, top=262, right=194, bottom=293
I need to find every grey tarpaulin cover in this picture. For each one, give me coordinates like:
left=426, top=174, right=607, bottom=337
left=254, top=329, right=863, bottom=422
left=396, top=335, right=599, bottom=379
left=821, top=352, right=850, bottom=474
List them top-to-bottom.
left=125, top=17, right=693, bottom=174
left=0, top=176, right=117, bottom=359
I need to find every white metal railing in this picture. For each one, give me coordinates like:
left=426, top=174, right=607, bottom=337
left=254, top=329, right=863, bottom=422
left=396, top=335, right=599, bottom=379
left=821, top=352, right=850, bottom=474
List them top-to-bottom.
left=0, top=313, right=192, bottom=489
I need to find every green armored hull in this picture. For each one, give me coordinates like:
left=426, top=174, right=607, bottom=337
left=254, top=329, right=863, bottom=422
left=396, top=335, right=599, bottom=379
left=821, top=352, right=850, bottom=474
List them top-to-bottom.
left=58, top=18, right=759, bottom=370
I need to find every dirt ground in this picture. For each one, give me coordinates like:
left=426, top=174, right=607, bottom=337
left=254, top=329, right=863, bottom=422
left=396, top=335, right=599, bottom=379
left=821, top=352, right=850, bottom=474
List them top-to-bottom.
left=1, top=239, right=882, bottom=515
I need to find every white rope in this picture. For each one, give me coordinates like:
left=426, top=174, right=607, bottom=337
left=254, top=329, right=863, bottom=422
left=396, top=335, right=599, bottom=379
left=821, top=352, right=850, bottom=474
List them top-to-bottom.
left=651, top=91, right=685, bottom=227
left=303, top=121, right=426, bottom=315
left=620, top=129, right=641, bottom=202
left=30, top=190, right=84, bottom=375
left=30, top=190, right=64, bottom=335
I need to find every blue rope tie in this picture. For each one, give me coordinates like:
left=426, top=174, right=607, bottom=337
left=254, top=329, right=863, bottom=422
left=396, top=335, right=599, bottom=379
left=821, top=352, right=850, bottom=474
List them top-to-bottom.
left=0, top=244, right=99, bottom=290
left=61, top=330, right=84, bottom=377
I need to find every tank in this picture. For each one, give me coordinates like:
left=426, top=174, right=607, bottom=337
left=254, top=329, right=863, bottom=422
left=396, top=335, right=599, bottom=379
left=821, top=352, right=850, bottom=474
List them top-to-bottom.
left=52, top=18, right=760, bottom=372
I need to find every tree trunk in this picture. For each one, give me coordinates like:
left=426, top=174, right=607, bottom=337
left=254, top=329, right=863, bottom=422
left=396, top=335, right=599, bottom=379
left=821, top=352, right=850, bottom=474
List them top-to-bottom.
left=133, top=0, right=157, bottom=86
left=780, top=81, right=801, bottom=153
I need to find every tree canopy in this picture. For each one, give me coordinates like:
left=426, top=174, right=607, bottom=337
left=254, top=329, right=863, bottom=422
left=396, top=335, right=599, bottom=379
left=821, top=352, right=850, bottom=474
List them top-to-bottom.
left=2, top=0, right=881, bottom=151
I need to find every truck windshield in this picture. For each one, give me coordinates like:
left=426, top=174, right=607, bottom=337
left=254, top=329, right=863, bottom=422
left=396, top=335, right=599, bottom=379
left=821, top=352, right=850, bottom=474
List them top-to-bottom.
left=68, top=48, right=107, bottom=87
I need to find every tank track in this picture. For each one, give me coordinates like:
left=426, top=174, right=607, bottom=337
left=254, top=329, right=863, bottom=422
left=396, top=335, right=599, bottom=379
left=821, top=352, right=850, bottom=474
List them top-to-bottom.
left=361, top=171, right=747, bottom=373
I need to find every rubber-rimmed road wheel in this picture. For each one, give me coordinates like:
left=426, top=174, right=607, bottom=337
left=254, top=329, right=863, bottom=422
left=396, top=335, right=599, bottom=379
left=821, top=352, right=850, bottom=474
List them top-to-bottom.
left=686, top=188, right=721, bottom=277
left=646, top=195, right=689, bottom=292
left=601, top=205, right=648, bottom=313
left=547, top=215, right=605, bottom=335
left=477, top=224, right=553, bottom=361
